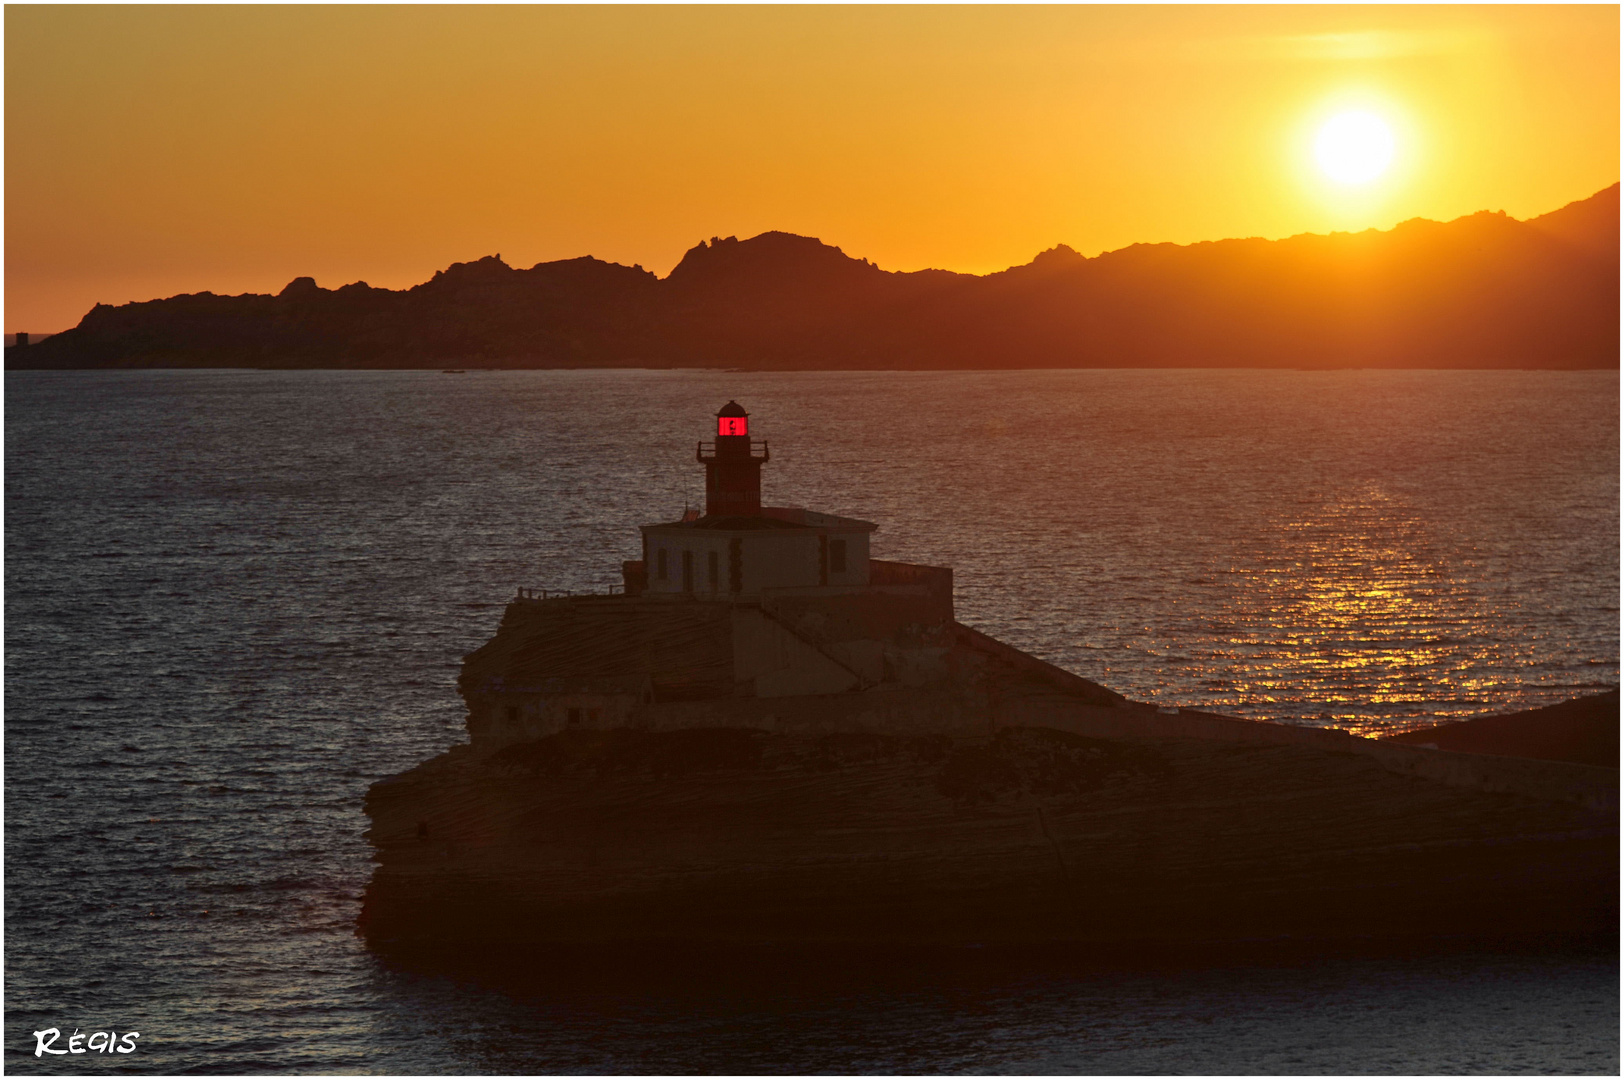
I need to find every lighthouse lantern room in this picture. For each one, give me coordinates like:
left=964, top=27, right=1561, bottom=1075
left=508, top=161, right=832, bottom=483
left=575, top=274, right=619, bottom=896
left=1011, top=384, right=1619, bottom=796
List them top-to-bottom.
left=716, top=403, right=748, bottom=438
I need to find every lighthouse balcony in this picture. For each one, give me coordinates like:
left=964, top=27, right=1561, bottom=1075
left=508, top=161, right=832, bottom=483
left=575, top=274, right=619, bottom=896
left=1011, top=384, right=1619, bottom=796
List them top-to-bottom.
left=696, top=439, right=769, bottom=463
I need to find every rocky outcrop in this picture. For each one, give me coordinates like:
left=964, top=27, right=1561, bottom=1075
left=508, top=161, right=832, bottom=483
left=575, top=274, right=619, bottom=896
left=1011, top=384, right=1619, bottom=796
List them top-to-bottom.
left=358, top=510, right=1620, bottom=955
left=362, top=594, right=1617, bottom=949
left=359, top=720, right=1616, bottom=948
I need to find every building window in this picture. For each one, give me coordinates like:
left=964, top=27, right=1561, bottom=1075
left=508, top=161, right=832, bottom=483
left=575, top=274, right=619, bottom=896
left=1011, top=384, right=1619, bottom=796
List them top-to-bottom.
left=729, top=538, right=743, bottom=593
left=830, top=538, right=848, bottom=573
left=656, top=548, right=668, bottom=580
left=682, top=550, right=694, bottom=592
left=708, top=550, right=719, bottom=589
left=505, top=705, right=519, bottom=724
left=568, top=708, right=582, bottom=726
left=588, top=708, right=602, bottom=724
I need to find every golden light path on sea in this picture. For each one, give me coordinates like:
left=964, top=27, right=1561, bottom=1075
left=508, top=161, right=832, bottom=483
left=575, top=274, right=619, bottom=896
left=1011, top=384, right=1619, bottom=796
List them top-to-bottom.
left=1189, top=487, right=1508, bottom=737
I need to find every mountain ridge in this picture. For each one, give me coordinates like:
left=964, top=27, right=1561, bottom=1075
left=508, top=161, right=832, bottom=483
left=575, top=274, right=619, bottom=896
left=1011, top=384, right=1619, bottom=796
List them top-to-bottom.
left=13, top=184, right=1618, bottom=370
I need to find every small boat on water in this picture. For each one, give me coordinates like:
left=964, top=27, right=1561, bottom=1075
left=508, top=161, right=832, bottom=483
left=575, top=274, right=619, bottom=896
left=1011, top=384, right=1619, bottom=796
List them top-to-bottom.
left=442, top=369, right=466, bottom=374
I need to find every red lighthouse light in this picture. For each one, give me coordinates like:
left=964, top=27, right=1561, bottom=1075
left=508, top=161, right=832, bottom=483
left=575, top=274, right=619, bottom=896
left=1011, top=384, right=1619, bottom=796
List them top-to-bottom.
left=718, top=415, right=748, bottom=437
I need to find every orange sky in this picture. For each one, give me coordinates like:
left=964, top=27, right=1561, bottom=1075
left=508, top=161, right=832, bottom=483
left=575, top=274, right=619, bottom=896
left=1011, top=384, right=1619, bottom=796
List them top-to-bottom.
left=6, top=5, right=1618, bottom=333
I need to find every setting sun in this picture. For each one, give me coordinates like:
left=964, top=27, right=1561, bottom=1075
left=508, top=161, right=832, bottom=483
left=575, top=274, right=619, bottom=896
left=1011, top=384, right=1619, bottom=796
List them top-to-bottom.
left=1315, top=111, right=1397, bottom=185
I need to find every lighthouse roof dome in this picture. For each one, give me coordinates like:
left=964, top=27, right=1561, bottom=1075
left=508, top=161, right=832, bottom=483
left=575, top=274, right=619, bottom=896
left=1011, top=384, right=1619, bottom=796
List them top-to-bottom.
left=716, top=400, right=748, bottom=418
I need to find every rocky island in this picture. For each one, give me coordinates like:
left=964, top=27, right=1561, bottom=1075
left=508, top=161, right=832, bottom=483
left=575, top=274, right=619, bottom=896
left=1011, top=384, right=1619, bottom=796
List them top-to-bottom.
left=360, top=403, right=1617, bottom=951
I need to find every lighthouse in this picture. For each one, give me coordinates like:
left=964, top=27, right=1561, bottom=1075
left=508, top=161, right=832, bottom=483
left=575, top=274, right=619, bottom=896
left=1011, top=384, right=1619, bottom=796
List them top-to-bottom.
left=698, top=400, right=769, bottom=517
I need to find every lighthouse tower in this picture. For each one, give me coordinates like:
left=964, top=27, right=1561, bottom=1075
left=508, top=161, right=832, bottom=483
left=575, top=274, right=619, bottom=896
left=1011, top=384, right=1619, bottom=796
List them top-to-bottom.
left=697, top=400, right=769, bottom=517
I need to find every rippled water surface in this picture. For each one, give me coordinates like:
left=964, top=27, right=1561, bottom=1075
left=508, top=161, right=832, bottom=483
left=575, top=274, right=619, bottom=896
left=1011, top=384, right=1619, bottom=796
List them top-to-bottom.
left=6, top=369, right=1618, bottom=1073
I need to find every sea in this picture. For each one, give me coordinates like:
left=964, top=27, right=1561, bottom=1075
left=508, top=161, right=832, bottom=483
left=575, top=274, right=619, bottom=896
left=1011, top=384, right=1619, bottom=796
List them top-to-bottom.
left=5, top=368, right=1618, bottom=1074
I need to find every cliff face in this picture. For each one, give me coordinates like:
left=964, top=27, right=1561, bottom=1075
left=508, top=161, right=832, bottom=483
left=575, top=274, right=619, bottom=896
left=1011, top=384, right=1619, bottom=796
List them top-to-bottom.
left=17, top=185, right=1619, bottom=370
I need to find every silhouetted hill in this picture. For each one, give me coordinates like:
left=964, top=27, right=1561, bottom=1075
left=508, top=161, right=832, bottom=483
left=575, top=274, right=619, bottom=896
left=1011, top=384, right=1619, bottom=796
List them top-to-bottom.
left=1526, top=182, right=1620, bottom=259
left=13, top=186, right=1618, bottom=370
left=22, top=254, right=658, bottom=369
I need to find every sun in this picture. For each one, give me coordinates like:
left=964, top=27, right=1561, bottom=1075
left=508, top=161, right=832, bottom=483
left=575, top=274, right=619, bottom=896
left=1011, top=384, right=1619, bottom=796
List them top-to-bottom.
left=1313, top=111, right=1395, bottom=185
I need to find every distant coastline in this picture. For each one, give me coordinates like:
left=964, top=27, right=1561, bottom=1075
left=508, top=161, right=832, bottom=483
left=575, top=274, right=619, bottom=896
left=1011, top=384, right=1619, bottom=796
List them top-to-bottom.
left=10, top=184, right=1618, bottom=372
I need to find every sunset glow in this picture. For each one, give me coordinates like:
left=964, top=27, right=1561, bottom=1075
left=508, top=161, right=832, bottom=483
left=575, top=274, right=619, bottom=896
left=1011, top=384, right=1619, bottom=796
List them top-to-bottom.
left=5, top=5, right=1618, bottom=332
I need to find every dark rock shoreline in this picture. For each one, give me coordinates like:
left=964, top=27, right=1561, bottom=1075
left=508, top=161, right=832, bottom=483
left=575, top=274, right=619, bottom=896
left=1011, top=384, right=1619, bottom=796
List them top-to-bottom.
left=1385, top=689, right=1619, bottom=767
left=360, top=702, right=1617, bottom=951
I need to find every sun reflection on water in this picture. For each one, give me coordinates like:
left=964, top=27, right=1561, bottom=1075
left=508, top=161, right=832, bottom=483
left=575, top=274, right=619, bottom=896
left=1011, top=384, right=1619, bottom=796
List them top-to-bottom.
left=1180, top=488, right=1526, bottom=735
